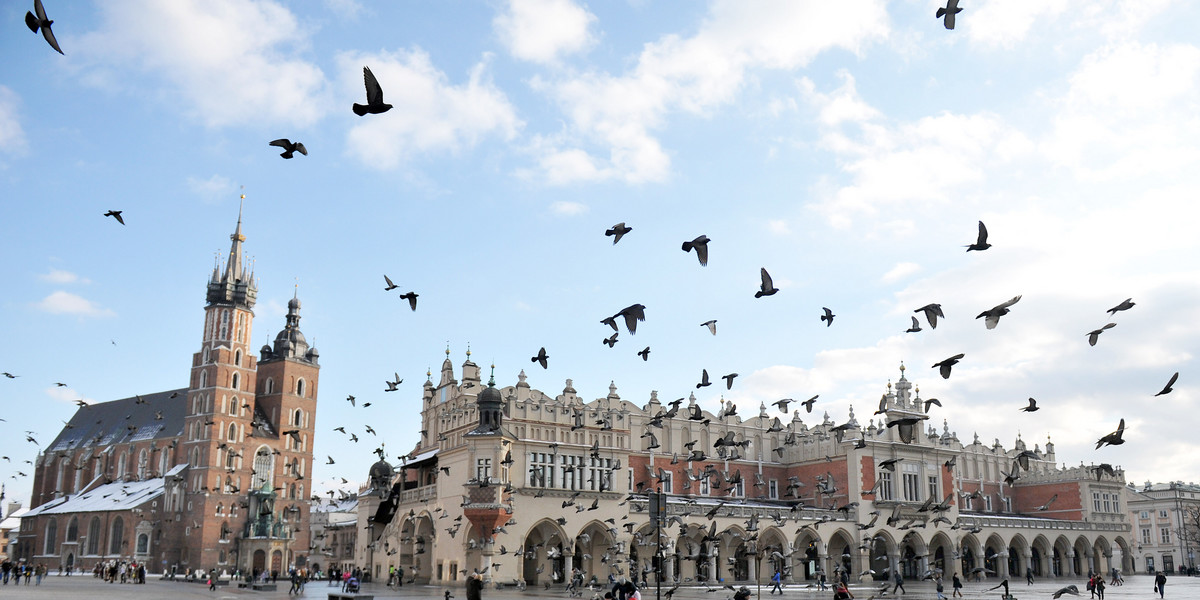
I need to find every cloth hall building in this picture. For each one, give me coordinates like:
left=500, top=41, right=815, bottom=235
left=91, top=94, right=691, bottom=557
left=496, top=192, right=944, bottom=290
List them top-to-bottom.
left=15, top=211, right=320, bottom=576
left=350, top=356, right=1134, bottom=587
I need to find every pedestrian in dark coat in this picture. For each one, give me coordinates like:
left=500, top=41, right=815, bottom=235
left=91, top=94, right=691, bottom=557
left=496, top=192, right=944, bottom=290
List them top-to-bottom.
left=466, top=572, right=484, bottom=600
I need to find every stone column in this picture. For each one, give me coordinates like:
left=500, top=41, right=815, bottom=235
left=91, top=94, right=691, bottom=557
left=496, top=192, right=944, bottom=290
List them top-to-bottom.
left=1112, top=548, right=1124, bottom=575
left=1022, top=549, right=1033, bottom=579
left=664, top=551, right=676, bottom=583
left=707, top=551, right=718, bottom=584
left=998, top=551, right=1009, bottom=579
left=1066, top=551, right=1076, bottom=577
left=888, top=552, right=900, bottom=581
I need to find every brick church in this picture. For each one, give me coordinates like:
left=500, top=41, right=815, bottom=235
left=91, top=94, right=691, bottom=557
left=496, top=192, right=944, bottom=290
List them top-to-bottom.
left=16, top=207, right=319, bottom=576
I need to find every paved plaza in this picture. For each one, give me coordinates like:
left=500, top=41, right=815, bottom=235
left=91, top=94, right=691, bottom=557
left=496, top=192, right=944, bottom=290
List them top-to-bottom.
left=0, top=574, right=1195, bottom=600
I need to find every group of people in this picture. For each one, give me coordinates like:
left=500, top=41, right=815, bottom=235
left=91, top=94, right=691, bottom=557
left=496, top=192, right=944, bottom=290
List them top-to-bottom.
left=92, top=559, right=146, bottom=584
left=0, top=561, right=50, bottom=585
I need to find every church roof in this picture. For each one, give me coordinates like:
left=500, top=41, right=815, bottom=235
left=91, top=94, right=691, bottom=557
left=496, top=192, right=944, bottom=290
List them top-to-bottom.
left=46, top=388, right=189, bottom=453
left=21, top=466, right=184, bottom=517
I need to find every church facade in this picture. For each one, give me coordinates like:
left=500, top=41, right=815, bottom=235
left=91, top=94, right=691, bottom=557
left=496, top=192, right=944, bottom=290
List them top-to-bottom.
left=16, top=210, right=319, bottom=576
left=353, top=355, right=1133, bottom=587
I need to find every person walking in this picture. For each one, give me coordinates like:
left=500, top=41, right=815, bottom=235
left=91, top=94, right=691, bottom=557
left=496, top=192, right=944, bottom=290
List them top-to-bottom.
left=1026, top=569, right=1034, bottom=585
left=770, top=570, right=782, bottom=595
left=817, top=571, right=827, bottom=591
left=892, top=571, right=906, bottom=595
left=1154, top=571, right=1166, bottom=598
left=466, top=572, right=484, bottom=600
left=951, top=573, right=963, bottom=598
left=935, top=575, right=946, bottom=600
left=1093, top=576, right=1105, bottom=599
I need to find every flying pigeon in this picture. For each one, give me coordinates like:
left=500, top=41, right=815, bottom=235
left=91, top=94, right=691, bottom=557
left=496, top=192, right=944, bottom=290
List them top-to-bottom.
left=25, top=0, right=63, bottom=55
left=937, top=0, right=963, bottom=30
left=352, top=66, right=393, bottom=116
left=268, top=139, right=308, bottom=159
left=104, top=210, right=125, bottom=225
left=605, top=223, right=632, bottom=244
left=682, top=235, right=711, bottom=266
left=755, top=268, right=778, bottom=298
left=399, top=292, right=418, bottom=311
left=977, top=295, right=1021, bottom=329
left=1106, top=298, right=1135, bottom=316
left=914, top=303, right=944, bottom=328
left=820, top=307, right=835, bottom=326
left=701, top=320, right=717, bottom=335
left=1086, top=323, right=1116, bottom=346
left=531, top=347, right=549, bottom=369
left=637, top=347, right=650, bottom=361
left=931, top=354, right=964, bottom=379
left=1155, top=372, right=1179, bottom=396
left=1019, top=398, right=1039, bottom=412
left=1094, top=418, right=1125, bottom=449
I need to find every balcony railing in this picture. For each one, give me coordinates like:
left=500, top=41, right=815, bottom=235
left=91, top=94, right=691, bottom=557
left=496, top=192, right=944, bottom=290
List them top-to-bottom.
left=399, top=485, right=437, bottom=505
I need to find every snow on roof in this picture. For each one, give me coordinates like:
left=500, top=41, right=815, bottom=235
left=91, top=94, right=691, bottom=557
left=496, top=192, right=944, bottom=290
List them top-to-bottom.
left=22, top=471, right=177, bottom=517
left=0, top=507, right=29, bottom=531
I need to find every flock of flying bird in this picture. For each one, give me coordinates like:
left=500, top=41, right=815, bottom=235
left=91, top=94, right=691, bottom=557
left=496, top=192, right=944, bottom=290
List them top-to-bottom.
left=10, top=2, right=1190, bottom=597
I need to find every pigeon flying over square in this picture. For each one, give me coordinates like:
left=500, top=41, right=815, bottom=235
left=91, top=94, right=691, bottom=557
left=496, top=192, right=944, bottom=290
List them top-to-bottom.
left=25, top=0, right=63, bottom=55
left=937, top=0, right=963, bottom=30
left=353, top=66, right=393, bottom=116
left=269, top=139, right=308, bottom=159
left=104, top=210, right=125, bottom=225
left=965, top=220, right=990, bottom=251
left=605, top=222, right=632, bottom=244
left=682, top=235, right=711, bottom=266
left=755, top=268, right=778, bottom=298
left=977, top=295, right=1021, bottom=329
left=1106, top=298, right=1135, bottom=316
left=914, top=303, right=944, bottom=328
left=820, top=307, right=835, bottom=326
left=701, top=320, right=717, bottom=335
left=1086, top=323, right=1116, bottom=346
left=531, top=347, right=549, bottom=369
left=932, top=354, right=964, bottom=379
left=1155, top=372, right=1179, bottom=396
left=1094, top=418, right=1125, bottom=449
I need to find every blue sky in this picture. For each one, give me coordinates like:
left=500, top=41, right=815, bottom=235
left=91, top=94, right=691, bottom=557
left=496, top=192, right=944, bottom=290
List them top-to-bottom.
left=2, top=0, right=1199, bottom=505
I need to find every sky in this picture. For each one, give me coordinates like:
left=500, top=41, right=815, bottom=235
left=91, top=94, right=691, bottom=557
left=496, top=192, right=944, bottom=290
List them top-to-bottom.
left=1, top=0, right=1198, bottom=508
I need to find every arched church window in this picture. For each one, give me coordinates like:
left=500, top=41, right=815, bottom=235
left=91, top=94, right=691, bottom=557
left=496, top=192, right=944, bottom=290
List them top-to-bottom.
left=235, top=349, right=242, bottom=366
left=232, top=372, right=240, bottom=390
left=296, top=379, right=305, bottom=397
left=252, top=447, right=273, bottom=490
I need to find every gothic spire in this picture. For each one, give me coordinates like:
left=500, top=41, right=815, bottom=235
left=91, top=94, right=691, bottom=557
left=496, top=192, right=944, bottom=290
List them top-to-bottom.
left=205, top=197, right=258, bottom=309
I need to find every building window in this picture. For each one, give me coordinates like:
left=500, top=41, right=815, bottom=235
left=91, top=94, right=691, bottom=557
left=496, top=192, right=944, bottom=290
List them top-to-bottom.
left=234, top=349, right=242, bottom=366
left=231, top=372, right=240, bottom=391
left=265, top=378, right=274, bottom=394
left=296, top=379, right=305, bottom=397
left=293, top=409, right=303, bottom=426
left=252, top=447, right=273, bottom=490
left=476, top=458, right=492, bottom=481
left=660, top=471, right=673, bottom=494
left=879, top=472, right=893, bottom=501
left=903, top=473, right=920, bottom=502
left=928, top=476, right=938, bottom=501
left=733, top=480, right=744, bottom=497
left=769, top=480, right=778, bottom=500
left=1094, top=492, right=1101, bottom=512
left=1102, top=493, right=1111, bottom=513
left=984, top=495, right=993, bottom=512
left=1003, top=496, right=1012, bottom=513
left=1141, top=510, right=1149, bottom=519
left=1160, top=510, right=1168, bottom=518
left=66, top=517, right=78, bottom=542
left=87, top=517, right=101, bottom=555
left=109, top=518, right=124, bottom=555
left=44, top=519, right=57, bottom=555
left=1161, top=527, right=1171, bottom=544
left=1142, top=528, right=1152, bottom=544
left=137, top=533, right=149, bottom=554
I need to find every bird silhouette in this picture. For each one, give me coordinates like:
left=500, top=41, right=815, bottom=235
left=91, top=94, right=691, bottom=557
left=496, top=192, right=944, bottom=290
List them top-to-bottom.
left=25, top=0, right=63, bottom=55
left=937, top=0, right=963, bottom=30
left=352, top=66, right=393, bottom=115
left=268, top=139, right=308, bottom=159
left=104, top=210, right=125, bottom=225
left=965, top=220, right=990, bottom=251
left=605, top=222, right=632, bottom=244
left=682, top=235, right=711, bottom=266
left=755, top=268, right=778, bottom=298
left=383, top=274, right=398, bottom=291
left=399, top=292, right=418, bottom=311
left=977, top=295, right=1021, bottom=329
left=1106, top=298, right=1135, bottom=316
left=914, top=303, right=944, bottom=328
left=612, top=304, right=646, bottom=334
left=820, top=307, right=835, bottom=326
left=905, top=316, right=922, bottom=333
left=701, top=320, right=717, bottom=335
left=1086, top=323, right=1116, bottom=346
left=603, top=332, right=618, bottom=347
left=531, top=347, right=549, bottom=369
left=637, top=347, right=650, bottom=361
left=931, top=354, right=964, bottom=379
left=697, top=369, right=711, bottom=389
left=1155, top=372, right=1179, bottom=396
left=721, top=373, right=738, bottom=390
left=801, top=395, right=819, bottom=413
left=1019, top=397, right=1039, bottom=412
left=1095, top=418, right=1125, bottom=449
left=1051, top=585, right=1080, bottom=599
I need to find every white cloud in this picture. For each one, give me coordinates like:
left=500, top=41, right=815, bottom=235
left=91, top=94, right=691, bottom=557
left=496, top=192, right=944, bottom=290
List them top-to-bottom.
left=76, top=0, right=329, bottom=128
left=324, top=0, right=364, bottom=20
left=494, top=0, right=597, bottom=64
left=528, top=0, right=890, bottom=184
left=967, top=0, right=1174, bottom=49
left=1042, top=42, right=1200, bottom=182
left=341, top=49, right=521, bottom=170
left=0, top=86, right=27, bottom=155
left=186, top=174, right=236, bottom=202
left=549, top=200, right=588, bottom=216
left=766, top=219, right=791, bottom=235
left=881, top=262, right=920, bottom=284
left=39, top=269, right=89, bottom=285
left=34, top=291, right=115, bottom=317
left=45, top=386, right=97, bottom=407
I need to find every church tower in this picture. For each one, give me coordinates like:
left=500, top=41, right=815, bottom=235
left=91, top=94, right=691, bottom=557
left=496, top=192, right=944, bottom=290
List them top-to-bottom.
left=182, top=199, right=261, bottom=569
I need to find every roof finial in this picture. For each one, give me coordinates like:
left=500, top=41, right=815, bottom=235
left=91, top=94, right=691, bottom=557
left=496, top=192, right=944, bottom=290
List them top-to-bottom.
left=294, top=277, right=299, bottom=299
left=445, top=342, right=450, bottom=357
left=466, top=342, right=471, bottom=359
left=488, top=364, right=496, bottom=387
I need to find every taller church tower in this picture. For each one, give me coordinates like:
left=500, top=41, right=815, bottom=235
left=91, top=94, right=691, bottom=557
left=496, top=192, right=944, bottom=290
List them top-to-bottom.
left=181, top=199, right=261, bottom=569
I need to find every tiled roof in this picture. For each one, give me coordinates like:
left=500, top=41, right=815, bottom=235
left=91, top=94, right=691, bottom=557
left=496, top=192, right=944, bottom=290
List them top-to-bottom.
left=46, top=388, right=188, bottom=453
